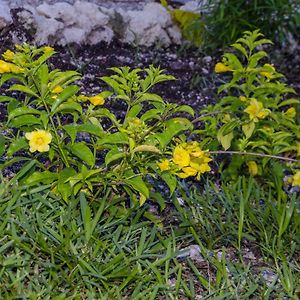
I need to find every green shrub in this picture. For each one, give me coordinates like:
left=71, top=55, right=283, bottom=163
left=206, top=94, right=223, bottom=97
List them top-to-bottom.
left=196, top=30, right=300, bottom=195
left=0, top=44, right=212, bottom=205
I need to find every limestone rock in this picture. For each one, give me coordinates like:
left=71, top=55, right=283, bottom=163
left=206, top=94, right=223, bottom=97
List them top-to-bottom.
left=0, top=2, right=13, bottom=30
left=125, top=3, right=181, bottom=46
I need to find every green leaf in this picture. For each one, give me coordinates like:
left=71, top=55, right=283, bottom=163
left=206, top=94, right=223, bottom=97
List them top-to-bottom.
left=231, top=43, right=248, bottom=57
left=248, top=51, right=268, bottom=68
left=49, top=70, right=81, bottom=90
left=101, top=76, right=125, bottom=95
left=8, top=84, right=39, bottom=98
left=51, top=85, right=79, bottom=113
left=135, top=93, right=164, bottom=104
left=0, top=96, right=16, bottom=103
left=278, top=99, right=300, bottom=108
left=54, top=102, right=82, bottom=114
left=126, top=104, right=142, bottom=120
left=174, top=105, right=194, bottom=116
left=8, top=107, right=41, bottom=121
left=91, top=108, right=120, bottom=127
left=140, top=109, right=162, bottom=122
left=9, top=115, right=41, bottom=128
left=155, top=118, right=193, bottom=149
left=242, top=122, right=255, bottom=139
left=63, top=124, right=77, bottom=144
left=77, top=124, right=104, bottom=137
left=217, top=131, right=234, bottom=150
left=98, top=132, right=129, bottom=145
left=0, top=134, right=6, bottom=157
left=7, top=137, right=28, bottom=156
left=70, top=142, right=95, bottom=166
left=132, top=145, right=161, bottom=154
left=105, top=147, right=126, bottom=166
left=58, top=168, right=76, bottom=202
left=26, top=171, right=58, bottom=185
left=124, top=171, right=149, bottom=199
left=161, top=172, right=177, bottom=195
left=80, top=192, right=92, bottom=242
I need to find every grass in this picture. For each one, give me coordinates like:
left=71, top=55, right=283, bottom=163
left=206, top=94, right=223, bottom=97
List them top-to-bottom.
left=0, top=172, right=299, bottom=299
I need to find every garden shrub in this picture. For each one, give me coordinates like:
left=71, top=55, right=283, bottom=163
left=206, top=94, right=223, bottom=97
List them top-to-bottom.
left=197, top=30, right=300, bottom=195
left=0, top=31, right=299, bottom=206
left=0, top=44, right=211, bottom=205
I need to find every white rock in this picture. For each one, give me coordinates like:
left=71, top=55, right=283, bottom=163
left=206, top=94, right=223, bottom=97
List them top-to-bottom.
left=74, top=1, right=109, bottom=29
left=0, top=2, right=13, bottom=30
left=125, top=3, right=176, bottom=46
left=34, top=15, right=64, bottom=44
left=167, top=26, right=182, bottom=44
left=62, top=27, right=86, bottom=44
left=88, top=27, right=114, bottom=44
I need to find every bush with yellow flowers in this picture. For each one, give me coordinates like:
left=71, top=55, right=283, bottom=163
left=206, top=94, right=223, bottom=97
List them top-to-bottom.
left=196, top=30, right=300, bottom=194
left=0, top=44, right=213, bottom=205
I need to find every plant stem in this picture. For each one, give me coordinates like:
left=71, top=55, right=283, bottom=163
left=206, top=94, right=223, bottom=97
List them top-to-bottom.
left=209, top=150, right=300, bottom=163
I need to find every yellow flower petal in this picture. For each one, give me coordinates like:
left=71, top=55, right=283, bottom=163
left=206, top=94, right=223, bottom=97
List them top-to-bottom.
left=2, top=50, right=15, bottom=61
left=215, top=62, right=232, bottom=73
left=52, top=85, right=63, bottom=94
left=89, top=95, right=105, bottom=106
left=244, top=99, right=269, bottom=122
left=284, top=107, right=296, bottom=118
left=26, top=130, right=52, bottom=153
left=173, top=146, right=190, bottom=168
left=158, top=159, right=170, bottom=171
left=247, top=161, right=258, bottom=176
left=292, top=171, right=300, bottom=187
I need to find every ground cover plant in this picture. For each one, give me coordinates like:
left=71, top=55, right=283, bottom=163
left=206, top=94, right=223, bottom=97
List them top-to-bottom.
left=0, top=31, right=299, bottom=298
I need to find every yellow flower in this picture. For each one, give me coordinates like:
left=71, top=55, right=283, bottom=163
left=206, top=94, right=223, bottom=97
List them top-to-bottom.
left=43, top=46, right=55, bottom=53
left=2, top=49, right=15, bottom=61
left=0, top=60, right=11, bottom=73
left=0, top=60, right=24, bottom=74
left=215, top=62, right=232, bottom=73
left=260, top=63, right=275, bottom=79
left=10, top=64, right=24, bottom=74
left=52, top=85, right=64, bottom=94
left=89, top=95, right=105, bottom=106
left=239, top=96, right=247, bottom=102
left=244, top=99, right=269, bottom=122
left=284, top=107, right=296, bottom=118
left=130, top=118, right=142, bottom=126
left=25, top=130, right=52, bottom=153
left=297, top=142, right=300, bottom=157
left=173, top=146, right=190, bottom=168
left=158, top=159, right=170, bottom=172
left=247, top=161, right=258, bottom=176
left=177, top=166, right=198, bottom=178
left=292, top=171, right=300, bottom=187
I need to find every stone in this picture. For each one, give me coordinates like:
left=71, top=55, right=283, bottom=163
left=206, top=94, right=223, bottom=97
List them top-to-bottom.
left=3, top=0, right=182, bottom=46
left=74, top=1, right=109, bottom=30
left=0, top=2, right=13, bottom=30
left=36, top=2, right=77, bottom=26
left=124, top=2, right=180, bottom=46
left=34, top=14, right=64, bottom=44
left=62, top=27, right=86, bottom=44
left=88, top=27, right=114, bottom=44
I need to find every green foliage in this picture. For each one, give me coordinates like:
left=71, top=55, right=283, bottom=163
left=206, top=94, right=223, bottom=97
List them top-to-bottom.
left=162, top=0, right=300, bottom=50
left=204, top=0, right=300, bottom=50
left=197, top=30, right=300, bottom=192
left=0, top=44, right=199, bottom=205
left=0, top=175, right=299, bottom=298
